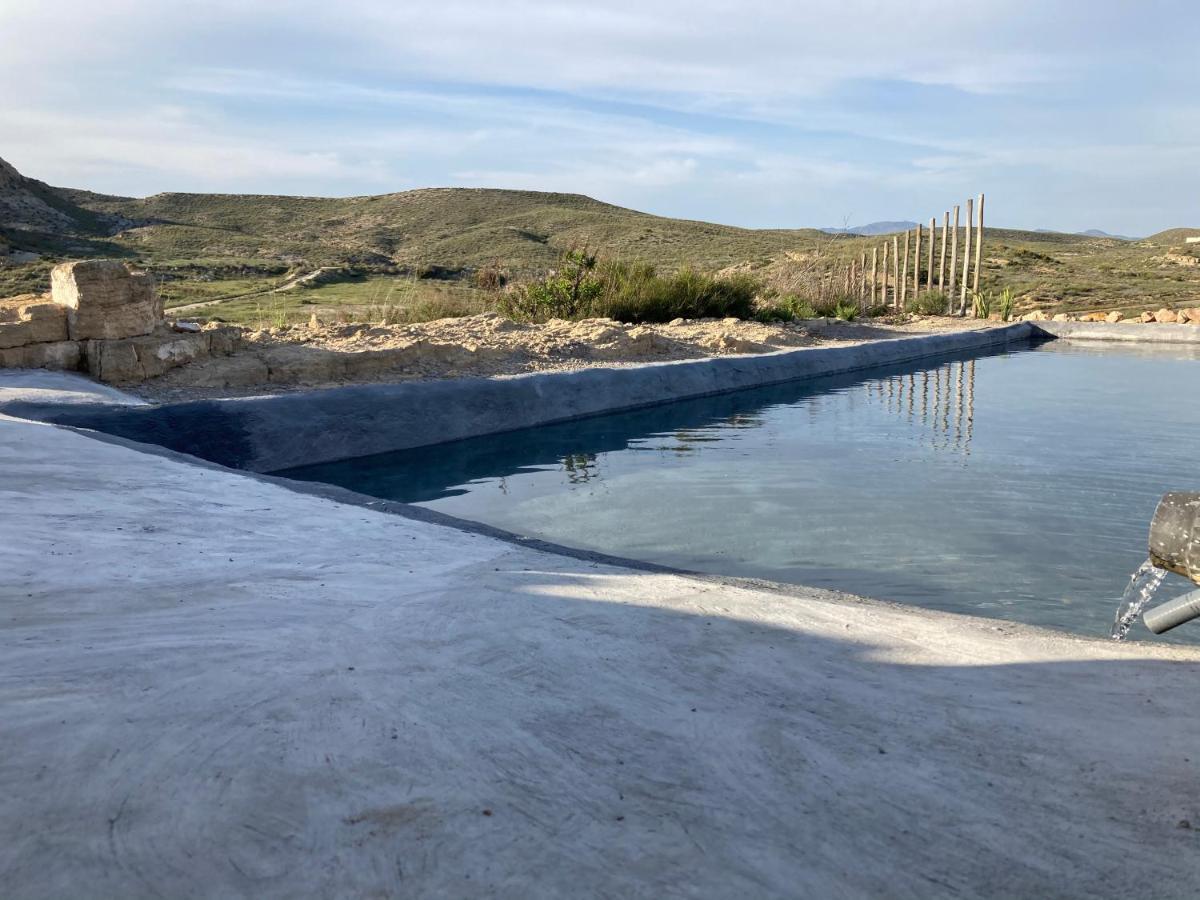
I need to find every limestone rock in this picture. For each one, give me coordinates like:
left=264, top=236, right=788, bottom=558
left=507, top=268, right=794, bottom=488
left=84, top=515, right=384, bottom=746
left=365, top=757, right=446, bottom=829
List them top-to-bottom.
left=50, top=259, right=163, bottom=341
left=0, top=295, right=69, bottom=348
left=1180, top=307, right=1200, bottom=324
left=1154, top=308, right=1179, bottom=323
left=1021, top=310, right=1048, bottom=321
left=1105, top=311, right=1123, bottom=323
left=1139, top=312, right=1156, bottom=323
left=1052, top=313, right=1072, bottom=322
left=83, top=325, right=244, bottom=383
left=0, top=340, right=81, bottom=371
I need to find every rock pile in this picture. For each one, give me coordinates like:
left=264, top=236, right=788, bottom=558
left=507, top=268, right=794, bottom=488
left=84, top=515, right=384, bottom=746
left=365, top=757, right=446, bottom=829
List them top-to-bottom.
left=0, top=259, right=242, bottom=383
left=1018, top=307, right=1200, bottom=325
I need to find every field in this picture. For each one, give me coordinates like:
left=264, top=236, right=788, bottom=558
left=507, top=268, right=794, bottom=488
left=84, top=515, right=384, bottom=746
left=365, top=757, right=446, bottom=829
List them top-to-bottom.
left=2, top=162, right=1198, bottom=326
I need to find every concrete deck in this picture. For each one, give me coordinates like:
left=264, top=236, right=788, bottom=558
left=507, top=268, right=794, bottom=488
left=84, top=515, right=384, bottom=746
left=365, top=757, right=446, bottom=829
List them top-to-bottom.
left=3, top=389, right=1200, bottom=898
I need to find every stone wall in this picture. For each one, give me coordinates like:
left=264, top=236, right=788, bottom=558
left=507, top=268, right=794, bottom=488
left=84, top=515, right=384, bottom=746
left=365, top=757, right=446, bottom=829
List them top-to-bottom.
left=0, top=259, right=241, bottom=383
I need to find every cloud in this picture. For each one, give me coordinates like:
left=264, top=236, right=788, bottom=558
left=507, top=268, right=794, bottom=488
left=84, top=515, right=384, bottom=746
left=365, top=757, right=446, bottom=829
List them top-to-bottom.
left=0, top=0, right=1195, bottom=232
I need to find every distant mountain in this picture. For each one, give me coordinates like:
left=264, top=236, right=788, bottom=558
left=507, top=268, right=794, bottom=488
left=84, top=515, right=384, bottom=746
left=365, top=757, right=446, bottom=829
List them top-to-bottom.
left=820, top=221, right=919, bottom=236
left=1077, top=229, right=1133, bottom=240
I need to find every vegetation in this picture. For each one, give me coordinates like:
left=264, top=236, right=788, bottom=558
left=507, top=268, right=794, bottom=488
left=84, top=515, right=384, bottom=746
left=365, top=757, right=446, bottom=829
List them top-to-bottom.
left=2, top=154, right=1198, bottom=324
left=497, top=249, right=760, bottom=323
left=997, top=287, right=1016, bottom=322
left=908, top=289, right=950, bottom=316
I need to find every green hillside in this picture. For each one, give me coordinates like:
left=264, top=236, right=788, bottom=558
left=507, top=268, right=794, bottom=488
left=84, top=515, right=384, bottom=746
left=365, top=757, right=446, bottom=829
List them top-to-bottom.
left=2, top=156, right=1198, bottom=325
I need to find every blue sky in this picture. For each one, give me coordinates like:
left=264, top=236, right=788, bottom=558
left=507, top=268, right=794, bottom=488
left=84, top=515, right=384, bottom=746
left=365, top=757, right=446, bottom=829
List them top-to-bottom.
left=1, top=0, right=1196, bottom=235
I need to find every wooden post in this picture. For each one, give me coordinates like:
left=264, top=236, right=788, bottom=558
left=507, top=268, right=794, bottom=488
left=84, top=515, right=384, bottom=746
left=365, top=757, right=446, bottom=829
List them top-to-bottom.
left=972, top=192, right=984, bottom=296
left=960, top=196, right=973, bottom=314
left=948, top=205, right=959, bottom=312
left=939, top=211, right=949, bottom=293
left=927, top=217, right=935, bottom=290
left=913, top=224, right=922, bottom=299
left=900, top=230, right=910, bottom=310
left=891, top=235, right=900, bottom=311
left=880, top=242, right=889, bottom=306
left=871, top=246, right=879, bottom=306
left=859, top=251, right=867, bottom=302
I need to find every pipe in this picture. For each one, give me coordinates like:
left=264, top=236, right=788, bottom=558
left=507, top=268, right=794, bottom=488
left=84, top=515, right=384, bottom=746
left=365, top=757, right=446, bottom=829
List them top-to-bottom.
left=1148, top=493, right=1200, bottom=585
left=1144, top=590, right=1200, bottom=635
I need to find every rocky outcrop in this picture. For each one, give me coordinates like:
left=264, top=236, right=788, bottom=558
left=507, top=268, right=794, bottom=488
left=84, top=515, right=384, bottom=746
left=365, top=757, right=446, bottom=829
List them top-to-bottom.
left=0, top=258, right=241, bottom=383
left=50, top=260, right=163, bottom=340
left=0, top=295, right=69, bottom=348
left=84, top=326, right=243, bottom=383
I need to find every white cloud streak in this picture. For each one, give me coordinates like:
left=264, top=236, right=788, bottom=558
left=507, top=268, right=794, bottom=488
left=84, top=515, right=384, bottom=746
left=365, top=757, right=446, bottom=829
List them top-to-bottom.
left=0, top=0, right=1195, bottom=232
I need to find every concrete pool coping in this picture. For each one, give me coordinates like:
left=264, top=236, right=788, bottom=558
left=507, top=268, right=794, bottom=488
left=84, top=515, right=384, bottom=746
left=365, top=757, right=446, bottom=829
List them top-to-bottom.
left=4, top=320, right=1198, bottom=475
left=0, top=322, right=1037, bottom=471
left=4, top=391, right=1200, bottom=897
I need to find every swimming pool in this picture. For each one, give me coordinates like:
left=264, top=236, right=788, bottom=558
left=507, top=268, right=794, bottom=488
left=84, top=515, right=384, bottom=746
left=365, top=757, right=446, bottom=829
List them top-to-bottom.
left=282, top=340, right=1200, bottom=640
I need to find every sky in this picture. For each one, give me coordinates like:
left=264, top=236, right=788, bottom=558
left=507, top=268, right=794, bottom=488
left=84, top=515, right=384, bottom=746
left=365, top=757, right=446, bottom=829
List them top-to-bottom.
left=1, top=1, right=1196, bottom=235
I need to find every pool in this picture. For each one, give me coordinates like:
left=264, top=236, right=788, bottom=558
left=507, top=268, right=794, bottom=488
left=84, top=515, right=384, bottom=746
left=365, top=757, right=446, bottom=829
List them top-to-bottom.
left=282, top=340, right=1200, bottom=641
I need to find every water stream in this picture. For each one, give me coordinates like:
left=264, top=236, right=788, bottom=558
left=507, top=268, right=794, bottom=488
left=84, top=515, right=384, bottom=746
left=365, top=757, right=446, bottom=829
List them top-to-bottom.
left=1111, top=558, right=1168, bottom=641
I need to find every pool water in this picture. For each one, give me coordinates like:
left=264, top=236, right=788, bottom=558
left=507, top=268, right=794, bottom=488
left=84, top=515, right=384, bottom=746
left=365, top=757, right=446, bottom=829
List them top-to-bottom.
left=282, top=341, right=1200, bottom=641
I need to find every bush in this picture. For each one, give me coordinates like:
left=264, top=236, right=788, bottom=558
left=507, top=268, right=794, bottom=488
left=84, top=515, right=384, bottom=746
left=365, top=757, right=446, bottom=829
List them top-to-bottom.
left=497, top=247, right=603, bottom=321
left=500, top=250, right=761, bottom=323
left=474, top=260, right=506, bottom=292
left=595, top=263, right=759, bottom=323
left=997, top=287, right=1016, bottom=321
left=909, top=290, right=950, bottom=316
left=971, top=290, right=992, bottom=319
left=755, top=293, right=817, bottom=322
left=833, top=299, right=860, bottom=321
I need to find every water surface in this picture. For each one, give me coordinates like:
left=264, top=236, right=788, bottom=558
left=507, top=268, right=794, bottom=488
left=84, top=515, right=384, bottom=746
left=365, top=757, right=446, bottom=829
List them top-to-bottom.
left=283, top=341, right=1200, bottom=641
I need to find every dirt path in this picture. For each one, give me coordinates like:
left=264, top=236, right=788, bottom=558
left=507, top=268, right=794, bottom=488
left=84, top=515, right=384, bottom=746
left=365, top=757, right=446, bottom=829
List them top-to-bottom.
left=167, top=266, right=339, bottom=313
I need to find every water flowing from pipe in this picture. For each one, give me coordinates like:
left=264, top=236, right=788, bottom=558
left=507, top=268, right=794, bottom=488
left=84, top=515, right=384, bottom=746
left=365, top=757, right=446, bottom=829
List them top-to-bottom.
left=1111, top=558, right=1168, bottom=641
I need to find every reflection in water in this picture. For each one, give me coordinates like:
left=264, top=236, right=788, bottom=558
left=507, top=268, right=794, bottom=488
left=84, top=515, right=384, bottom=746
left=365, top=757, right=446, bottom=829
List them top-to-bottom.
left=867, top=357, right=976, bottom=455
left=562, top=453, right=598, bottom=483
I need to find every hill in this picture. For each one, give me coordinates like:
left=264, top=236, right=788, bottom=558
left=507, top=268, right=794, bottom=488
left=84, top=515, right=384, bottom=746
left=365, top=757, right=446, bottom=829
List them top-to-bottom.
left=1, top=156, right=1198, bottom=324
left=821, top=221, right=919, bottom=236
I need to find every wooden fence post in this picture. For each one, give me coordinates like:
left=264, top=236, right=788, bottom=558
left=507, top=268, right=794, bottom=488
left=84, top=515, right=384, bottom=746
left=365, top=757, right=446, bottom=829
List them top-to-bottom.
left=972, top=192, right=984, bottom=296
left=960, top=196, right=973, bottom=314
left=948, top=205, right=959, bottom=313
left=939, top=211, right=949, bottom=293
left=927, top=217, right=935, bottom=290
left=913, top=224, right=922, bottom=299
left=900, top=230, right=910, bottom=309
left=892, top=235, right=900, bottom=311
left=880, top=241, right=889, bottom=306
left=871, top=246, right=879, bottom=307
left=859, top=251, right=867, bottom=302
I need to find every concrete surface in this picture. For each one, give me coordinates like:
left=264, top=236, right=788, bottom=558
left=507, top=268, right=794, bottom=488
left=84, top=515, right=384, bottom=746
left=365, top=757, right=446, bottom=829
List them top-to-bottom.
left=1033, top=321, right=1200, bottom=343
left=0, top=324, right=1034, bottom=471
left=0, top=368, right=147, bottom=406
left=4, top=406, right=1200, bottom=898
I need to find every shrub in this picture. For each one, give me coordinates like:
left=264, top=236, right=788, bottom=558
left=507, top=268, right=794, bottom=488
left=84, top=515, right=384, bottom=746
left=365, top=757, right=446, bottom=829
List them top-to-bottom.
left=498, top=247, right=603, bottom=321
left=501, top=250, right=761, bottom=323
left=473, top=260, right=507, bottom=292
left=997, top=287, right=1016, bottom=321
left=909, top=290, right=950, bottom=316
left=971, top=290, right=992, bottom=319
left=755, top=293, right=817, bottom=322
left=812, top=294, right=859, bottom=318
left=833, top=299, right=860, bottom=321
